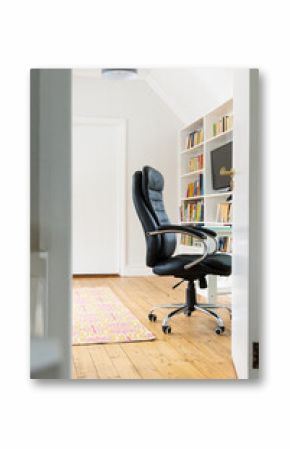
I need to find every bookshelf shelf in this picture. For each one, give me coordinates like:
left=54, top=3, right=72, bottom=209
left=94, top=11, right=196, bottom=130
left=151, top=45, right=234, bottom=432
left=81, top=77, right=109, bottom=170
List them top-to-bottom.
left=178, top=98, right=233, bottom=251
left=206, top=128, right=233, bottom=144
left=181, top=142, right=204, bottom=154
left=181, top=169, right=204, bottom=178
left=181, top=192, right=232, bottom=201
left=206, top=192, right=232, bottom=199
left=181, top=195, right=204, bottom=201
left=181, top=221, right=204, bottom=225
left=181, top=221, right=232, bottom=226
left=205, top=222, right=232, bottom=226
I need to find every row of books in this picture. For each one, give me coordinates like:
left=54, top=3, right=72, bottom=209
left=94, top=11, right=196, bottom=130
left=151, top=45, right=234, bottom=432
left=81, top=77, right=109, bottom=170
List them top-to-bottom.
left=212, top=115, right=233, bottom=137
left=185, top=128, right=204, bottom=149
left=188, top=154, right=204, bottom=172
left=186, top=175, right=204, bottom=197
left=180, top=200, right=204, bottom=223
left=216, top=202, right=232, bottom=223
left=180, top=234, right=200, bottom=246
left=181, top=234, right=232, bottom=253
left=217, top=236, right=232, bottom=253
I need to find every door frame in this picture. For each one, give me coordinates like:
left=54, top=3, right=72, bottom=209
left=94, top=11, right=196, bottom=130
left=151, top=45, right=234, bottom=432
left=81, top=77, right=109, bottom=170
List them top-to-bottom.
left=231, top=69, right=260, bottom=379
left=72, top=117, right=127, bottom=275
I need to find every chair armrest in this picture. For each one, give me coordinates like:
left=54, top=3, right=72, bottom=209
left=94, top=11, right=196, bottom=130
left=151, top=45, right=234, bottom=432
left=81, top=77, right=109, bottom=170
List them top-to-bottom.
left=146, top=225, right=209, bottom=270
left=147, top=225, right=207, bottom=240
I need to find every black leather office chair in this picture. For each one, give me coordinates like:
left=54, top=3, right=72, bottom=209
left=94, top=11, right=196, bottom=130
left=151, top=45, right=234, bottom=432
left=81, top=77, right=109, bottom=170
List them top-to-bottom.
left=132, top=166, right=232, bottom=335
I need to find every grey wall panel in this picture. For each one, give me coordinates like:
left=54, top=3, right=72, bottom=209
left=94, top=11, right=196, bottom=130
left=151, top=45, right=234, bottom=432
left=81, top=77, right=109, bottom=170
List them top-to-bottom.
left=30, top=69, right=71, bottom=379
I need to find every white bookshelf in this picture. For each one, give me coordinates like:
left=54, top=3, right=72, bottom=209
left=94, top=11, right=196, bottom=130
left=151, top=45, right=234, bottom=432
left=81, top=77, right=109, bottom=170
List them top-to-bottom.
left=178, top=98, right=233, bottom=253
left=178, top=99, right=233, bottom=296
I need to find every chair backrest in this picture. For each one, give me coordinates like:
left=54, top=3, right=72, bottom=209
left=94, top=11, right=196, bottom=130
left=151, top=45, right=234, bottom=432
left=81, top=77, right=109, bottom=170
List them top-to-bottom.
left=132, top=166, right=176, bottom=267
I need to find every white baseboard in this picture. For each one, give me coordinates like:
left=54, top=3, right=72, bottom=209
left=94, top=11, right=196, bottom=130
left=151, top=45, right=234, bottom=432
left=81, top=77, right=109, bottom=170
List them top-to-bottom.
left=122, top=265, right=153, bottom=277
left=197, top=275, right=232, bottom=297
left=196, top=287, right=231, bottom=298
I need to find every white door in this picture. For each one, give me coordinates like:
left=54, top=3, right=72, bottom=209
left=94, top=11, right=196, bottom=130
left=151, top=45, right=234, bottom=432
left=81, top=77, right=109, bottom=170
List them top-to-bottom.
left=232, top=69, right=260, bottom=379
left=72, top=119, right=125, bottom=274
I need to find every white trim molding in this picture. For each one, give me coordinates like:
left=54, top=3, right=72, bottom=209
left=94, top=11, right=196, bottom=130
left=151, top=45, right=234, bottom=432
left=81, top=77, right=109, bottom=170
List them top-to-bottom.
left=123, top=265, right=153, bottom=277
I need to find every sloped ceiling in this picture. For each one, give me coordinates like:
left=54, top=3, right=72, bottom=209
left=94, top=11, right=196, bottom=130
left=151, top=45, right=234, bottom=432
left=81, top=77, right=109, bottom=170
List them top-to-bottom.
left=73, top=68, right=234, bottom=125
left=146, top=68, right=234, bottom=124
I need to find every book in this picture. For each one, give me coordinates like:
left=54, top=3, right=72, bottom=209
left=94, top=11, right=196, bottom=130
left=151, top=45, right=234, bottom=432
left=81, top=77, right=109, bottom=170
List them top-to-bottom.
left=212, top=114, right=233, bottom=137
left=185, top=128, right=204, bottom=149
left=188, top=154, right=204, bottom=172
left=186, top=174, right=204, bottom=198
left=180, top=199, right=204, bottom=223
left=216, top=202, right=232, bottom=223
left=217, top=236, right=232, bottom=253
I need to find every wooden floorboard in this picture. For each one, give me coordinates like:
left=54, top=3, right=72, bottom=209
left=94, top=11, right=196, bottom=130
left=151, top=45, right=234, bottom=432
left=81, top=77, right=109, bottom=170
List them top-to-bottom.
left=72, top=276, right=236, bottom=380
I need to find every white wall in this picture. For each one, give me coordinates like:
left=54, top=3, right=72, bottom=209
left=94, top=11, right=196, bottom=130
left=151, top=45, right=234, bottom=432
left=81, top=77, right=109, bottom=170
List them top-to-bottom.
left=72, top=73, right=183, bottom=274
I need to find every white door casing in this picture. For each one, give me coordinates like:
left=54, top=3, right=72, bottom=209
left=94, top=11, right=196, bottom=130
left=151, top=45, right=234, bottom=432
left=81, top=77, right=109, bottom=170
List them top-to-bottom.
left=232, top=69, right=259, bottom=379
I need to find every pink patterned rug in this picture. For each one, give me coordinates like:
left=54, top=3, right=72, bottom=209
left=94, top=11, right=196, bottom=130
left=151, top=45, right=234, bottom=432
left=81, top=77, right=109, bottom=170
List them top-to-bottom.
left=73, top=287, right=155, bottom=345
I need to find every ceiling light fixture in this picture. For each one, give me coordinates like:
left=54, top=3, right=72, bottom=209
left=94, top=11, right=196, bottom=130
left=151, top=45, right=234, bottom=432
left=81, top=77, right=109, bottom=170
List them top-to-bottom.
left=101, top=68, right=138, bottom=80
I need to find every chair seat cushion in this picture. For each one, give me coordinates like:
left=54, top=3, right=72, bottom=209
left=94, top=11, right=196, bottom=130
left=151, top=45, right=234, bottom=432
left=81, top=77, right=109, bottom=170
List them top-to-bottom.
left=153, top=253, right=231, bottom=277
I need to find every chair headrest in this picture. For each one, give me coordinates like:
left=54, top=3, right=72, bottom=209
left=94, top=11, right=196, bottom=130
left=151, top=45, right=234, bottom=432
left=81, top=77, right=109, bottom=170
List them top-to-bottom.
left=142, top=166, right=164, bottom=193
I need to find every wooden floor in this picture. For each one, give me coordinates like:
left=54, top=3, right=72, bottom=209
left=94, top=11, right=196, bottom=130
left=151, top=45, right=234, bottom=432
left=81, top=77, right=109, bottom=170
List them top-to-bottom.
left=72, top=276, right=236, bottom=380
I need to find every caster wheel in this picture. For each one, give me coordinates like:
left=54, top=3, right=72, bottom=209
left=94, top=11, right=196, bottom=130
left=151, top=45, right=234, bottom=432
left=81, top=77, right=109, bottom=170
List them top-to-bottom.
left=185, top=310, right=192, bottom=316
left=148, top=313, right=157, bottom=322
left=162, top=325, right=172, bottom=334
left=215, top=326, right=225, bottom=335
